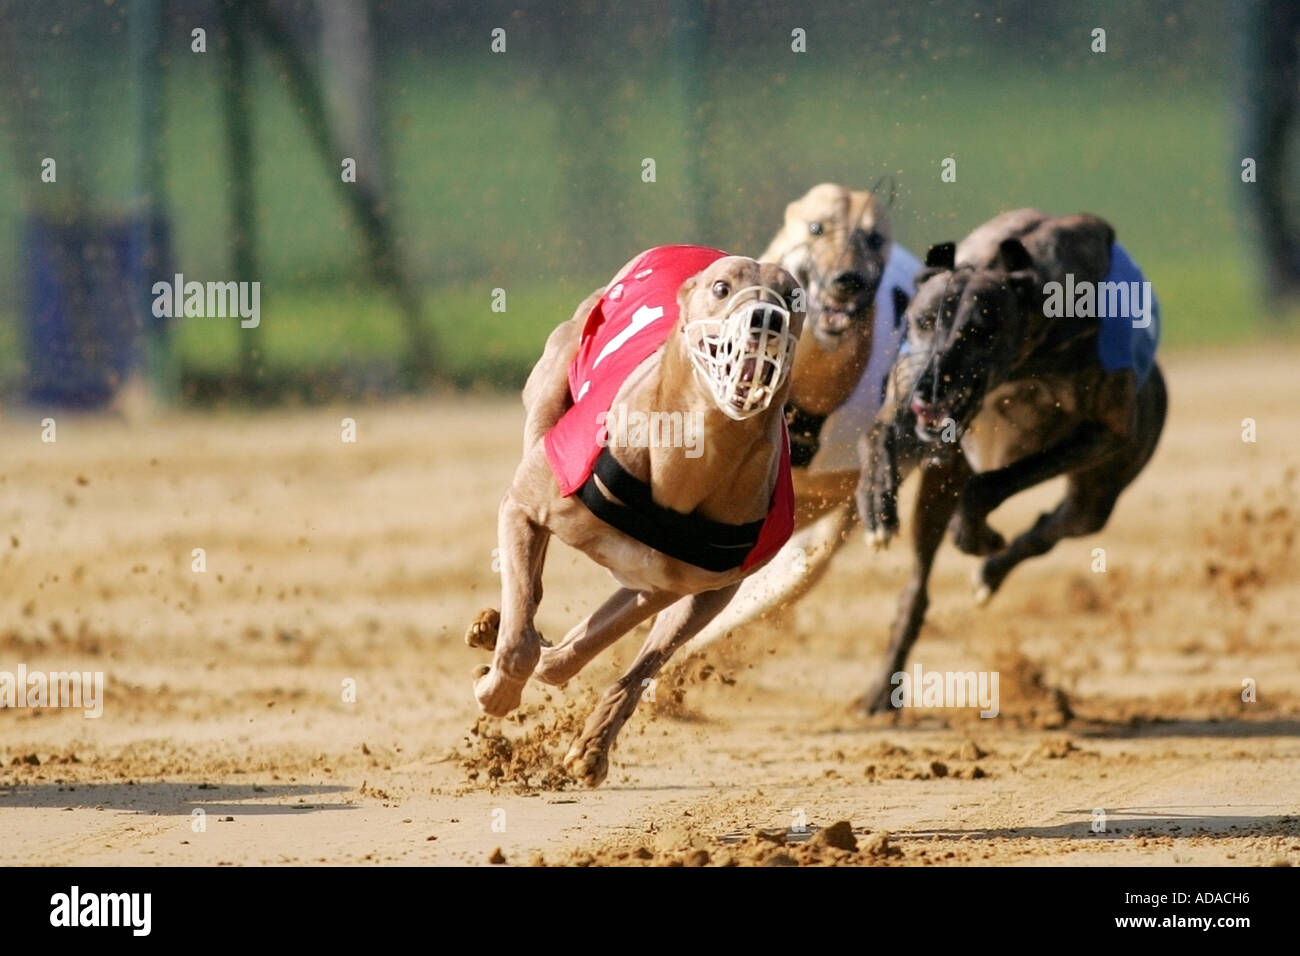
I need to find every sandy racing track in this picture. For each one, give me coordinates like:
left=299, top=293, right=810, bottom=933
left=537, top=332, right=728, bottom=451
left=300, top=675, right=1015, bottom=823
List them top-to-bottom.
left=2, top=346, right=1298, bottom=866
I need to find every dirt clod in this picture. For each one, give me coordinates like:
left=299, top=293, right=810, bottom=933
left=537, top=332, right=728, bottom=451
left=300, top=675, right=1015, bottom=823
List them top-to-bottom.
left=810, top=820, right=858, bottom=852
left=862, top=832, right=901, bottom=859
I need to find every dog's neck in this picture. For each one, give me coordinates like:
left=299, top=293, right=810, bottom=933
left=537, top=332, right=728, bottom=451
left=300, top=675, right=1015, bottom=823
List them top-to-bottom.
left=788, top=315, right=874, bottom=416
left=604, top=338, right=783, bottom=525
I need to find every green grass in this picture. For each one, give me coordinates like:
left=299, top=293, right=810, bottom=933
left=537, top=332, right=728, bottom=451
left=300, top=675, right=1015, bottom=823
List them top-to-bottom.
left=0, top=41, right=1277, bottom=393
left=169, top=280, right=583, bottom=380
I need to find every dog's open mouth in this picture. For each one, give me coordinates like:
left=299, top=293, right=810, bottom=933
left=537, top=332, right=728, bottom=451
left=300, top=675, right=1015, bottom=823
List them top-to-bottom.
left=712, top=334, right=781, bottom=410
left=732, top=347, right=778, bottom=408
left=910, top=395, right=974, bottom=444
left=911, top=398, right=950, bottom=428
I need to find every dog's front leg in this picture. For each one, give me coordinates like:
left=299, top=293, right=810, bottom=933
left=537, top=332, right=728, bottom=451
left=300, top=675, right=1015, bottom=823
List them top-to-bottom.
left=857, top=421, right=908, bottom=548
left=861, top=454, right=967, bottom=714
left=473, top=492, right=550, bottom=717
left=564, top=584, right=740, bottom=787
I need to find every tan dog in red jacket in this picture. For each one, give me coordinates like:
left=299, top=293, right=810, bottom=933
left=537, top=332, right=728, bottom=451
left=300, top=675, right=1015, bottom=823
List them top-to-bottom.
left=467, top=245, right=803, bottom=786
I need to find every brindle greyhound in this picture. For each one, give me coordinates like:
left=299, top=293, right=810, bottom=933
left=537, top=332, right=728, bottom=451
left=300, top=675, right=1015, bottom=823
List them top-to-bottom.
left=857, top=209, right=1167, bottom=713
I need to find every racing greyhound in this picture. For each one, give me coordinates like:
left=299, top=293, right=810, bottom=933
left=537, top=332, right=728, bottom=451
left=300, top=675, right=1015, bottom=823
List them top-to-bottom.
left=857, top=210, right=1167, bottom=713
left=467, top=246, right=804, bottom=784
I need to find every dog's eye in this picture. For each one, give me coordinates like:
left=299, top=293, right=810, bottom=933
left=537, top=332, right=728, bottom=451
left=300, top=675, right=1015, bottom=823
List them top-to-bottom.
left=808, top=222, right=823, bottom=237
left=865, top=231, right=884, bottom=251
left=711, top=280, right=730, bottom=299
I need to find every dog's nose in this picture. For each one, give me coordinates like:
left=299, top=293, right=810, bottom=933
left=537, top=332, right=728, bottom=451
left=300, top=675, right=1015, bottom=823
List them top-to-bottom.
left=832, top=270, right=867, bottom=295
left=749, top=307, right=783, bottom=333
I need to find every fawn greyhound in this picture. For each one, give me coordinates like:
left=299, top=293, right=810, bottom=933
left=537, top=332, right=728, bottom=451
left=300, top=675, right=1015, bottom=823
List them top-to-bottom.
left=682, top=183, right=922, bottom=654
left=856, top=209, right=1167, bottom=712
left=466, top=245, right=804, bottom=785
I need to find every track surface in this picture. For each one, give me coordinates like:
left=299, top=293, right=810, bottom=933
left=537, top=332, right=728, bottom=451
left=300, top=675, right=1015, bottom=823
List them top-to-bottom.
left=1, top=347, right=1298, bottom=865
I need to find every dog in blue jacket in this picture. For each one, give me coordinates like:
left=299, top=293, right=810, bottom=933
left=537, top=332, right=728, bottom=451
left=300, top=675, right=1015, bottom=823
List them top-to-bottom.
left=857, top=209, right=1168, bottom=713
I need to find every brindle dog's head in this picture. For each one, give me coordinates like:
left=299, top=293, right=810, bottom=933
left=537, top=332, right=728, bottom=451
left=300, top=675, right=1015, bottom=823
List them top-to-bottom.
left=761, top=183, right=892, bottom=350
left=901, top=238, right=1044, bottom=443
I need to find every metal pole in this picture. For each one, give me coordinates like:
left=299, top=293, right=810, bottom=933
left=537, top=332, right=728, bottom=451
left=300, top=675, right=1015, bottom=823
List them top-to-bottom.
left=130, top=0, right=175, bottom=399
left=220, top=0, right=262, bottom=388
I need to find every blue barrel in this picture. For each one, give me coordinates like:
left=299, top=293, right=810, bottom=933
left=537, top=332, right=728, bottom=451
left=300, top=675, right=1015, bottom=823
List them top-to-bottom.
left=23, top=214, right=170, bottom=408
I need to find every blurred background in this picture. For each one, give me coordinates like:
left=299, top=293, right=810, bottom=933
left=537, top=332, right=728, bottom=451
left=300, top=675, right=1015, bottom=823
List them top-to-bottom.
left=0, top=0, right=1295, bottom=409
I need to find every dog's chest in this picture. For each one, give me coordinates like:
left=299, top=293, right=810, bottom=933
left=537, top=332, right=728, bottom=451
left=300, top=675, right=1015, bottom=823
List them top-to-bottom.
left=962, top=377, right=1081, bottom=472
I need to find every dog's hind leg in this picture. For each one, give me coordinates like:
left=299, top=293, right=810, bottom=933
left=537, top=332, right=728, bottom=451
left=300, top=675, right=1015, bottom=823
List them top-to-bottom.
left=975, top=372, right=1166, bottom=601
left=953, top=423, right=1114, bottom=553
left=861, top=454, right=967, bottom=714
left=974, top=462, right=1128, bottom=602
left=473, top=493, right=551, bottom=717
left=678, top=503, right=854, bottom=658
left=948, top=513, right=1006, bottom=556
left=564, top=584, right=740, bottom=787
left=534, top=588, right=677, bottom=686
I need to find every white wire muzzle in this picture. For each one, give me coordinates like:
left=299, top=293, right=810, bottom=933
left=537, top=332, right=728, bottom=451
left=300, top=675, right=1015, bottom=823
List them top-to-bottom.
left=683, top=286, right=797, bottom=421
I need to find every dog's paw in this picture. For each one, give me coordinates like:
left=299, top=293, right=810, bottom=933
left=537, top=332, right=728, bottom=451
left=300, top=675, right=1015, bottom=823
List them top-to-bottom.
left=858, top=484, right=899, bottom=549
left=949, top=513, right=1005, bottom=557
left=867, top=526, right=894, bottom=551
left=973, top=551, right=1017, bottom=605
left=972, top=564, right=998, bottom=606
left=464, top=608, right=500, bottom=650
left=473, top=665, right=527, bottom=717
left=856, top=675, right=899, bottom=716
left=860, top=688, right=897, bottom=716
left=866, top=690, right=895, bottom=715
left=563, top=735, right=610, bottom=788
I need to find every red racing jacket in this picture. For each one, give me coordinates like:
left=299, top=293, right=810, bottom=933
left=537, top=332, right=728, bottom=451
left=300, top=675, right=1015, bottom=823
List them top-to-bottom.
left=542, top=245, right=794, bottom=573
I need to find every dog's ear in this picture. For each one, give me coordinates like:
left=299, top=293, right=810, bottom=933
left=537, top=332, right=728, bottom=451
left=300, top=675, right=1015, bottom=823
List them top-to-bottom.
left=869, top=174, right=898, bottom=209
left=1075, top=213, right=1116, bottom=252
left=1072, top=214, right=1117, bottom=276
left=996, top=238, right=1035, bottom=274
left=1001, top=239, right=1040, bottom=306
left=924, top=242, right=956, bottom=269
left=913, top=265, right=945, bottom=290
left=1008, top=270, right=1039, bottom=307
left=676, top=275, right=699, bottom=316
